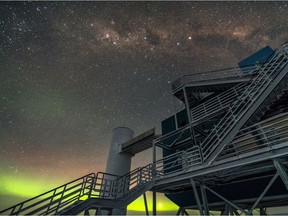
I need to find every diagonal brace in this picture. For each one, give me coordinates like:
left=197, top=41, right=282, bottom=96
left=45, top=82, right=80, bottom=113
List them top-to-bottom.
left=274, top=159, right=288, bottom=191
left=248, top=173, right=278, bottom=215
left=190, top=179, right=204, bottom=216
left=204, top=186, right=248, bottom=215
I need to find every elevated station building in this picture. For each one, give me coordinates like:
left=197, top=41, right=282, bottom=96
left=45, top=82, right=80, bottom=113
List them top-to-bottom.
left=1, top=42, right=288, bottom=215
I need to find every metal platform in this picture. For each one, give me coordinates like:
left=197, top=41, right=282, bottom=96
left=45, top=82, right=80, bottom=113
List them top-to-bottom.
left=120, top=128, right=158, bottom=156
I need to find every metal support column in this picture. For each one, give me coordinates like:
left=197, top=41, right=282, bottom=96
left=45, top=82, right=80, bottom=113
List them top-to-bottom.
left=182, top=87, right=192, bottom=125
left=183, top=87, right=204, bottom=164
left=183, top=87, right=196, bottom=142
left=152, top=141, right=157, bottom=216
left=153, top=142, right=156, bottom=165
left=274, top=159, right=288, bottom=191
left=248, top=173, right=278, bottom=215
left=190, top=178, right=204, bottom=216
left=200, top=183, right=209, bottom=215
left=153, top=191, right=156, bottom=216
left=143, top=193, right=149, bottom=216
left=224, top=203, right=230, bottom=216
left=176, top=207, right=182, bottom=216
left=96, top=208, right=101, bottom=215
left=183, top=208, right=189, bottom=215
left=232, top=208, right=240, bottom=216
left=259, top=208, right=267, bottom=215
left=84, top=209, right=90, bottom=216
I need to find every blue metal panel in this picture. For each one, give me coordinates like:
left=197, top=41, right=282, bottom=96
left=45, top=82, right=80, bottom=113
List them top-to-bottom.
left=238, top=46, right=274, bottom=73
left=161, top=109, right=190, bottom=147
left=176, top=109, right=188, bottom=127
left=161, top=114, right=177, bottom=147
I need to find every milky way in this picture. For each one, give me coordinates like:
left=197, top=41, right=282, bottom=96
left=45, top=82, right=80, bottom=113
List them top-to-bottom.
left=0, top=1, right=287, bottom=211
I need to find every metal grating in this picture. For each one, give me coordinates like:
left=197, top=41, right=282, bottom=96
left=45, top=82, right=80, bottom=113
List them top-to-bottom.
left=120, top=128, right=159, bottom=156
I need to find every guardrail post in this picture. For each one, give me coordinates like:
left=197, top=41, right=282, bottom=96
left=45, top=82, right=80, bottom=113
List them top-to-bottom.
left=88, top=177, right=95, bottom=198
left=55, top=185, right=67, bottom=214
left=46, top=189, right=57, bottom=214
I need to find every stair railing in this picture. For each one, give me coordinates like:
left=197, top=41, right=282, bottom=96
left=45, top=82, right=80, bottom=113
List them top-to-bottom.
left=200, top=43, right=288, bottom=163
left=172, top=65, right=256, bottom=93
left=191, top=82, right=247, bottom=124
left=217, top=112, right=288, bottom=161
left=154, top=146, right=202, bottom=178
left=112, top=163, right=153, bottom=200
left=92, top=172, right=119, bottom=199
left=0, top=173, right=95, bottom=215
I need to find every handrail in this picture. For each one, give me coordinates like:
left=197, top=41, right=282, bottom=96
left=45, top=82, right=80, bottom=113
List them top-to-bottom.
left=200, top=42, right=288, bottom=162
left=172, top=65, right=256, bottom=93
left=190, top=82, right=247, bottom=123
left=153, top=83, right=247, bottom=149
left=153, top=112, right=288, bottom=177
left=218, top=113, right=288, bottom=160
left=92, top=163, right=154, bottom=200
left=0, top=173, right=95, bottom=215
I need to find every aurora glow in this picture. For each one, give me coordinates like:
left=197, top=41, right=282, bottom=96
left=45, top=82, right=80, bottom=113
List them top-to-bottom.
left=0, top=173, right=179, bottom=214
left=127, top=193, right=178, bottom=212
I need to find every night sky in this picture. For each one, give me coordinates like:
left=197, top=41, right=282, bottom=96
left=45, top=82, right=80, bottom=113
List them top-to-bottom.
left=0, top=1, right=288, bottom=213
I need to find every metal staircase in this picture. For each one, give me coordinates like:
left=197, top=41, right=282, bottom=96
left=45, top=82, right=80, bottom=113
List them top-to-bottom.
left=201, top=42, right=288, bottom=165
left=153, top=44, right=288, bottom=151
left=190, top=82, right=247, bottom=125
left=152, top=84, right=249, bottom=149
left=91, top=163, right=154, bottom=206
left=0, top=165, right=154, bottom=215
left=0, top=173, right=96, bottom=215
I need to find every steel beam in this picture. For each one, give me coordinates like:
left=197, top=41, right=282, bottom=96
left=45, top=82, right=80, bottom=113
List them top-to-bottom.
left=183, top=86, right=205, bottom=163
left=183, top=87, right=193, bottom=128
left=152, top=139, right=157, bottom=216
left=155, top=145, right=288, bottom=187
left=274, top=159, right=288, bottom=191
left=190, top=178, right=204, bottom=215
left=200, top=183, right=209, bottom=216
left=204, top=186, right=248, bottom=215
left=152, top=191, right=156, bottom=216
left=143, top=193, right=149, bottom=216
left=224, top=203, right=230, bottom=216
left=176, top=207, right=182, bottom=215
left=96, top=208, right=101, bottom=215
left=183, top=208, right=189, bottom=215
left=232, top=208, right=240, bottom=216
left=259, top=208, right=267, bottom=215
left=84, top=209, right=90, bottom=216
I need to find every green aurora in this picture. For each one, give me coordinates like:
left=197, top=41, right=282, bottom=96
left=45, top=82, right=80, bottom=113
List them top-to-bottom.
left=0, top=174, right=179, bottom=214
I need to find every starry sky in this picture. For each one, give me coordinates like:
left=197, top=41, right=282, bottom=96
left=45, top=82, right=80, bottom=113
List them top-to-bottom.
left=0, top=1, right=288, bottom=213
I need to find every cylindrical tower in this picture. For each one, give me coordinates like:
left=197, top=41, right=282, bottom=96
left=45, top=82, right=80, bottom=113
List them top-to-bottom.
left=105, top=127, right=134, bottom=215
left=106, top=127, right=134, bottom=175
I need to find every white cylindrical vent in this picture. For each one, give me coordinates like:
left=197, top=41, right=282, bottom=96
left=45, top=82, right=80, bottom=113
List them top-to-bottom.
left=105, top=127, right=134, bottom=176
left=105, top=127, right=134, bottom=215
